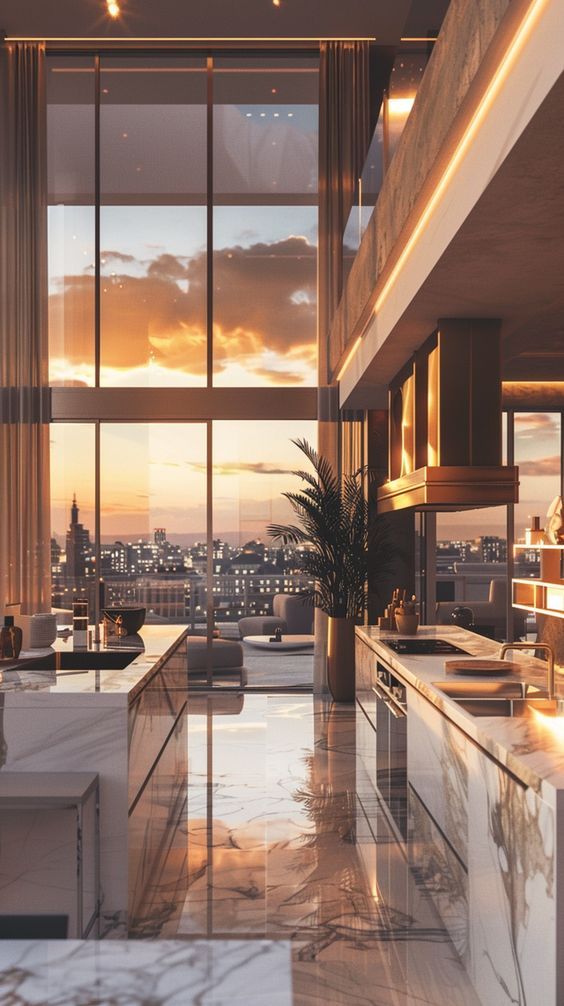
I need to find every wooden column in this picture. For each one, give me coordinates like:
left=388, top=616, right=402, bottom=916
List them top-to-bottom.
left=366, top=410, right=415, bottom=622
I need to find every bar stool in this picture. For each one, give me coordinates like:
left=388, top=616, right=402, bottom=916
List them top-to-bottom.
left=0, top=771, right=100, bottom=938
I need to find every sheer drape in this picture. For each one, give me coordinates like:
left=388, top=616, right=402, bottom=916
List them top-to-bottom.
left=318, top=41, right=370, bottom=385
left=0, top=42, right=50, bottom=613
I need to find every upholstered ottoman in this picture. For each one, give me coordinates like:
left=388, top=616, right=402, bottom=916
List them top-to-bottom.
left=237, top=616, right=287, bottom=639
left=186, top=636, right=247, bottom=686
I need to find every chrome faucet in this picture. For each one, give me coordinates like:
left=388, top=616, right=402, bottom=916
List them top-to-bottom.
left=500, top=642, right=556, bottom=700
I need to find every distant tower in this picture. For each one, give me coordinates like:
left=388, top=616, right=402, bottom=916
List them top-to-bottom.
left=71, top=493, right=79, bottom=526
left=65, top=494, right=92, bottom=581
left=154, top=528, right=167, bottom=546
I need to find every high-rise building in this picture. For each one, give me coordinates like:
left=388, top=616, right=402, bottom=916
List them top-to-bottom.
left=64, top=495, right=92, bottom=582
left=481, top=535, right=507, bottom=564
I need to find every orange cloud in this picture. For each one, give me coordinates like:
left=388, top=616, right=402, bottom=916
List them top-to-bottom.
left=49, top=236, right=317, bottom=382
left=515, top=414, right=559, bottom=435
left=519, top=456, right=560, bottom=476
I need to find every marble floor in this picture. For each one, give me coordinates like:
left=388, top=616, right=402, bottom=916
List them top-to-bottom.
left=241, top=645, right=313, bottom=689
left=165, top=693, right=481, bottom=1005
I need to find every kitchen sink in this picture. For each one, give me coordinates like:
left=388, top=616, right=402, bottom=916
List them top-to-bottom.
left=19, top=649, right=141, bottom=671
left=432, top=680, right=564, bottom=717
left=433, top=680, right=545, bottom=700
left=452, top=696, right=564, bottom=718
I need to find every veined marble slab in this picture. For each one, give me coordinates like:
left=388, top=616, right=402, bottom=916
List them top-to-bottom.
left=357, top=624, right=564, bottom=807
left=357, top=624, right=564, bottom=1004
left=0, top=625, right=190, bottom=706
left=0, top=626, right=189, bottom=933
left=0, top=939, right=292, bottom=1005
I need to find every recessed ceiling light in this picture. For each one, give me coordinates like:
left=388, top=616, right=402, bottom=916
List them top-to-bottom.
left=272, top=0, right=281, bottom=7
left=106, top=1, right=121, bottom=18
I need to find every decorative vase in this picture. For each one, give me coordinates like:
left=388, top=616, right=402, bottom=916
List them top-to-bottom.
left=0, top=616, right=22, bottom=659
left=327, top=616, right=355, bottom=702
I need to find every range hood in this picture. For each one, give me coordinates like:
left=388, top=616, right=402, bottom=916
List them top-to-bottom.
left=377, top=319, right=519, bottom=513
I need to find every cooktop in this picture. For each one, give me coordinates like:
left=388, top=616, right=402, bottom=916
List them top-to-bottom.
left=382, top=638, right=470, bottom=655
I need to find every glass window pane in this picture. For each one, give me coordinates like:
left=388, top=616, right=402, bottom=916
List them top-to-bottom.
left=213, top=56, right=318, bottom=197
left=213, top=56, right=318, bottom=388
left=47, top=57, right=95, bottom=387
left=100, top=58, right=207, bottom=387
left=213, top=206, right=317, bottom=386
left=514, top=412, right=561, bottom=582
left=213, top=419, right=316, bottom=618
left=213, top=420, right=316, bottom=686
left=50, top=424, right=96, bottom=612
left=100, top=424, right=207, bottom=626
left=436, top=506, right=508, bottom=639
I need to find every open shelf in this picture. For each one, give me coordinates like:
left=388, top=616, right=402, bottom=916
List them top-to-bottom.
left=514, top=543, right=564, bottom=550
left=512, top=578, right=564, bottom=620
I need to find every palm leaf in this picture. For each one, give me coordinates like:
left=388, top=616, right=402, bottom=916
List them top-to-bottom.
left=267, top=439, right=392, bottom=619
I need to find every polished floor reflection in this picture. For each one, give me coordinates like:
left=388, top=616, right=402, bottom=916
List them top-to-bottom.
left=171, top=694, right=480, bottom=1005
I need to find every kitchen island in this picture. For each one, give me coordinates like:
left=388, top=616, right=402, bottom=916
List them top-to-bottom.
left=356, top=624, right=563, bottom=1006
left=0, top=626, right=189, bottom=937
left=0, top=939, right=293, bottom=1004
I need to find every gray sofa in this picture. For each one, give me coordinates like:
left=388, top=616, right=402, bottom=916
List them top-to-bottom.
left=435, top=578, right=526, bottom=640
left=238, top=593, right=313, bottom=639
left=186, top=636, right=247, bottom=685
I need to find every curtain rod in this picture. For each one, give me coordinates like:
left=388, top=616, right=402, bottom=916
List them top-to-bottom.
left=4, top=36, right=377, bottom=43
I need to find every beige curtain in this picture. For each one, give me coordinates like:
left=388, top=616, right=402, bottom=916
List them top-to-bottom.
left=318, top=41, right=370, bottom=387
left=0, top=42, right=51, bottom=613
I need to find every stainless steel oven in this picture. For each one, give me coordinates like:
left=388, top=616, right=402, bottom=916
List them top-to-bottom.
left=373, top=662, right=408, bottom=838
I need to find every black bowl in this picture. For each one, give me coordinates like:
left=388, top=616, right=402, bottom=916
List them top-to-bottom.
left=102, top=606, right=146, bottom=635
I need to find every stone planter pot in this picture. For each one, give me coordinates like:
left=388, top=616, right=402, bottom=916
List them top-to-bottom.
left=394, top=612, right=419, bottom=635
left=327, top=616, right=355, bottom=702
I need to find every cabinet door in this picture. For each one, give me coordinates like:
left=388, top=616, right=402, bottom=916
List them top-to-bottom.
left=355, top=636, right=376, bottom=729
left=407, top=686, right=468, bottom=864
left=467, top=744, right=555, bottom=1006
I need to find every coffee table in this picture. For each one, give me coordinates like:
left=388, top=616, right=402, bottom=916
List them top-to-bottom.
left=244, top=634, right=314, bottom=651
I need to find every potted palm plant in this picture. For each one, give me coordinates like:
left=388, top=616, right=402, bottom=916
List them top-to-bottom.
left=268, top=439, right=391, bottom=702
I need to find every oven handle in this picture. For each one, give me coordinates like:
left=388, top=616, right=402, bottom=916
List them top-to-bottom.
left=372, top=682, right=407, bottom=719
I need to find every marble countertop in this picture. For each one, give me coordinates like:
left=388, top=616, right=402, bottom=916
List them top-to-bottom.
left=357, top=624, right=564, bottom=806
left=0, top=625, right=188, bottom=706
left=0, top=939, right=292, bottom=1005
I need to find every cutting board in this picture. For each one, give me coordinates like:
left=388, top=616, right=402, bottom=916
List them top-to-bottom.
left=445, top=658, right=522, bottom=676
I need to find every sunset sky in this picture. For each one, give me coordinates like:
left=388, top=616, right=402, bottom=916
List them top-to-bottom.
left=48, top=204, right=318, bottom=389
left=50, top=419, right=318, bottom=544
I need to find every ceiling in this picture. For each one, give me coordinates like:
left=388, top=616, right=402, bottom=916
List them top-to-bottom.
left=2, top=0, right=416, bottom=43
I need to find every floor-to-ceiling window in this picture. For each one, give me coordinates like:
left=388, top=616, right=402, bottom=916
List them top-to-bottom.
left=47, top=50, right=318, bottom=686
left=212, top=57, right=318, bottom=387
left=423, top=410, right=564, bottom=641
